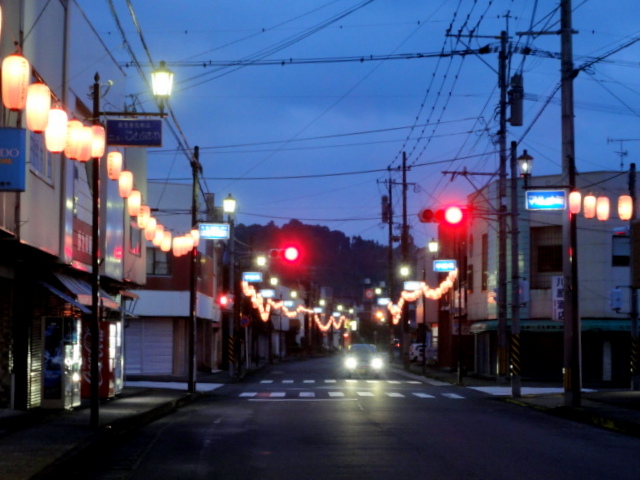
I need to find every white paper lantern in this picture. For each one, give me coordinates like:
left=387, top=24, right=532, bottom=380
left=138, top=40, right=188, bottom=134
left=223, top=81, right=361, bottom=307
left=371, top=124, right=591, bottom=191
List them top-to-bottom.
left=2, top=54, right=30, bottom=111
left=26, top=82, right=51, bottom=132
left=45, top=107, right=68, bottom=153
left=107, top=151, right=123, bottom=180
left=118, top=171, right=133, bottom=198
left=127, top=190, right=141, bottom=217
left=596, top=196, right=610, bottom=221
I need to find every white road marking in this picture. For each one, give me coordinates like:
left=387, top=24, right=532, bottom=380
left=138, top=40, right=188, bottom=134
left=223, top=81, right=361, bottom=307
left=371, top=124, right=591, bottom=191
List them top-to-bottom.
left=260, top=380, right=273, bottom=384
left=282, top=380, right=294, bottom=384
left=328, top=391, right=345, bottom=397
left=356, top=391, right=375, bottom=397
left=240, top=392, right=258, bottom=397
left=270, top=392, right=286, bottom=398
left=300, top=392, right=315, bottom=398
left=386, top=392, right=405, bottom=398
left=413, top=393, right=436, bottom=399
left=442, top=393, right=465, bottom=399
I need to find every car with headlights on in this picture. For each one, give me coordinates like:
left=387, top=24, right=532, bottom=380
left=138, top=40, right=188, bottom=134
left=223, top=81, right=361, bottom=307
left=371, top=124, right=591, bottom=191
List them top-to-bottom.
left=343, top=344, right=385, bottom=378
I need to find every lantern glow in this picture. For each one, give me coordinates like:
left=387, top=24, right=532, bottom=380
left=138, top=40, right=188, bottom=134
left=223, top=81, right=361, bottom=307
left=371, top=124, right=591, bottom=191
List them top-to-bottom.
left=2, top=54, right=30, bottom=111
left=25, top=82, right=51, bottom=132
left=44, top=107, right=68, bottom=153
left=64, top=120, right=85, bottom=160
left=91, top=125, right=106, bottom=158
left=107, top=151, right=123, bottom=180
left=118, top=171, right=133, bottom=198
left=127, top=190, right=141, bottom=217
left=569, top=191, right=582, bottom=214
left=583, top=194, right=597, bottom=219
left=618, top=195, right=633, bottom=221
left=596, top=196, right=610, bottom=221
left=137, top=205, right=151, bottom=229
left=144, top=217, right=157, bottom=241
left=160, top=230, right=172, bottom=252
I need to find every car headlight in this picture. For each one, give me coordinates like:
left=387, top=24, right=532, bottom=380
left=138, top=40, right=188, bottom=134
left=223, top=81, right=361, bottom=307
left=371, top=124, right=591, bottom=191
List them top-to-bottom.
left=345, top=356, right=358, bottom=369
left=371, top=357, right=384, bottom=370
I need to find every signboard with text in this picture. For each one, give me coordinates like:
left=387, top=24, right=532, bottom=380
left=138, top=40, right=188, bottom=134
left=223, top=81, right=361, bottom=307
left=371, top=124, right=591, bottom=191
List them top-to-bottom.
left=106, top=119, right=162, bottom=147
left=0, top=127, right=26, bottom=191
left=525, top=190, right=567, bottom=211
left=198, top=223, right=230, bottom=240
left=433, top=259, right=457, bottom=272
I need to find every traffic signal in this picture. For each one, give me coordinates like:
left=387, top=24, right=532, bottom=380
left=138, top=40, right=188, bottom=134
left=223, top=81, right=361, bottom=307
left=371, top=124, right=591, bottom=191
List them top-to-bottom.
left=418, top=205, right=468, bottom=225
left=269, top=246, right=300, bottom=263
left=217, top=293, right=234, bottom=310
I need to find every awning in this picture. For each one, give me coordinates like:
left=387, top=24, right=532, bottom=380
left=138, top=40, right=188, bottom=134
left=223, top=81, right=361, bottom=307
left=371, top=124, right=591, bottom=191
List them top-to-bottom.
left=54, top=273, right=120, bottom=310
left=38, top=281, right=91, bottom=314
left=470, top=319, right=631, bottom=334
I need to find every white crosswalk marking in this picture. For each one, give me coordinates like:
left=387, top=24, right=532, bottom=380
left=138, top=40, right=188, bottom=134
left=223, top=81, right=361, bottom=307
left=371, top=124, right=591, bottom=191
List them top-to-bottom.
left=325, top=379, right=337, bottom=383
left=260, top=380, right=273, bottom=384
left=283, top=380, right=294, bottom=384
left=303, top=380, right=315, bottom=384
left=387, top=380, right=401, bottom=384
left=328, top=391, right=345, bottom=397
left=356, top=391, right=375, bottom=397
left=240, top=392, right=257, bottom=397
left=270, top=392, right=286, bottom=398
left=300, top=392, right=315, bottom=398
left=386, top=392, right=405, bottom=398
left=413, top=393, right=436, bottom=399
left=442, top=393, right=464, bottom=399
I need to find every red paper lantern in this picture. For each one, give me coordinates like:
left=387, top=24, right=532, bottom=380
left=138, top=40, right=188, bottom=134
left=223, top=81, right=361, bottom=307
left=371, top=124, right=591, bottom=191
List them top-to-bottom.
left=2, top=54, right=30, bottom=111
left=25, top=82, right=51, bottom=132
left=44, top=107, right=68, bottom=153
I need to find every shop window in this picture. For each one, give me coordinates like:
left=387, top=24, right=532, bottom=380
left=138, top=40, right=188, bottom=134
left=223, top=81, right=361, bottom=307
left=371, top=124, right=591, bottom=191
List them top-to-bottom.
left=530, top=226, right=562, bottom=289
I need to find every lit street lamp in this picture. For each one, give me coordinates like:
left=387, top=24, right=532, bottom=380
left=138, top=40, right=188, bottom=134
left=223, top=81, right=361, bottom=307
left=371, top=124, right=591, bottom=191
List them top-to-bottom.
left=88, top=63, right=173, bottom=429
left=223, top=194, right=237, bottom=377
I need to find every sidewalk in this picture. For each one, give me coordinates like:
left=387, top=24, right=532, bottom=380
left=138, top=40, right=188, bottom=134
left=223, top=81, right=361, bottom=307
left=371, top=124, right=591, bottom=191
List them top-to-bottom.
left=1, top=364, right=640, bottom=479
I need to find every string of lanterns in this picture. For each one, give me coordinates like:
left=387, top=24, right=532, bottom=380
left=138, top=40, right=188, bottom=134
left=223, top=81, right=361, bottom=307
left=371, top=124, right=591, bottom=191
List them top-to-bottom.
left=0, top=7, right=194, bottom=258
left=569, top=191, right=633, bottom=221
left=240, top=269, right=458, bottom=332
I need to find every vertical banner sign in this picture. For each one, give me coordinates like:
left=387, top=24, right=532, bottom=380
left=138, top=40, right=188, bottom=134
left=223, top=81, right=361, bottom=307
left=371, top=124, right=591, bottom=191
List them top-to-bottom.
left=0, top=127, right=27, bottom=191
left=552, top=275, right=564, bottom=322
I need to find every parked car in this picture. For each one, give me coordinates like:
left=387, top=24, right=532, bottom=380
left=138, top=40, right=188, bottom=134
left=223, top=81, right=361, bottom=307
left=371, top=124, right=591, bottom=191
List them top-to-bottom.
left=343, top=344, right=385, bottom=378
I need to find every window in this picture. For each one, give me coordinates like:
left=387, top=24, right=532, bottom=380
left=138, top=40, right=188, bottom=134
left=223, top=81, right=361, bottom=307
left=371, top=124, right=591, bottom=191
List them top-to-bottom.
left=29, top=131, right=53, bottom=182
left=130, top=221, right=141, bottom=255
left=530, top=226, right=562, bottom=289
left=481, top=234, right=488, bottom=291
left=612, top=234, right=630, bottom=267
left=147, top=247, right=171, bottom=275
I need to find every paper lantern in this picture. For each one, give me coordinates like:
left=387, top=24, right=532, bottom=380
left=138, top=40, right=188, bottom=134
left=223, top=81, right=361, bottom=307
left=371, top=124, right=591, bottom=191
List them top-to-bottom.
left=2, top=54, right=30, bottom=111
left=26, top=82, right=51, bottom=132
left=44, top=107, right=68, bottom=153
left=64, top=120, right=85, bottom=160
left=91, top=125, right=106, bottom=158
left=76, top=126, right=93, bottom=162
left=107, top=151, right=123, bottom=180
left=118, top=171, right=133, bottom=198
left=127, top=190, right=141, bottom=217
left=569, top=191, right=581, bottom=214
left=583, top=194, right=596, bottom=219
left=618, top=195, right=633, bottom=221
left=596, top=196, right=610, bottom=221
left=137, top=205, right=151, bottom=229
left=144, top=217, right=157, bottom=241
left=153, top=224, right=164, bottom=246
left=190, top=228, right=200, bottom=247
left=161, top=230, right=172, bottom=252
left=183, top=234, right=195, bottom=253
left=172, top=237, right=184, bottom=257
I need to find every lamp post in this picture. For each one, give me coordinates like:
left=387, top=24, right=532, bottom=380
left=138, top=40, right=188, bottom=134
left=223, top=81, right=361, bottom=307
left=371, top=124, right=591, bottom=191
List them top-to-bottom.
left=88, top=63, right=173, bottom=429
left=223, top=194, right=237, bottom=377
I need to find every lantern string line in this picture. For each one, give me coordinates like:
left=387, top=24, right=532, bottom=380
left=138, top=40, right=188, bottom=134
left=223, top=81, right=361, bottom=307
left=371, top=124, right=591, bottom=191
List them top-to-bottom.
left=240, top=268, right=457, bottom=331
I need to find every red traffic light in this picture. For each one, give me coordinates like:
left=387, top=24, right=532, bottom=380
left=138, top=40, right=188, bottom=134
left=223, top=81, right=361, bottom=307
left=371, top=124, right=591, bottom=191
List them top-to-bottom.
left=443, top=206, right=464, bottom=225
left=283, top=246, right=299, bottom=262
left=217, top=293, right=234, bottom=310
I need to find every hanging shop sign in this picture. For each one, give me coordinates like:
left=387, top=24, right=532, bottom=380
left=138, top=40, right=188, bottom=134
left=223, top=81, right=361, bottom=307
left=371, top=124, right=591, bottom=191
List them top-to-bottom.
left=106, top=119, right=162, bottom=147
left=0, top=127, right=26, bottom=191
left=525, top=190, right=567, bottom=211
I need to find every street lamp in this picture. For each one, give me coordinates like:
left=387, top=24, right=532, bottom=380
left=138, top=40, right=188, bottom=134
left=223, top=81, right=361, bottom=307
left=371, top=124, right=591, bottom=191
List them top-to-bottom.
left=87, top=65, right=173, bottom=429
left=517, top=150, right=533, bottom=188
left=223, top=194, right=237, bottom=377
left=428, top=238, right=439, bottom=254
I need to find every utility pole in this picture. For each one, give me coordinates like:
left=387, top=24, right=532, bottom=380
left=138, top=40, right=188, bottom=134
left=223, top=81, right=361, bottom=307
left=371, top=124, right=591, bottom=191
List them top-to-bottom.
left=560, top=0, right=581, bottom=408
left=497, top=30, right=509, bottom=381
left=509, top=141, right=522, bottom=398
left=188, top=146, right=200, bottom=393
left=401, top=152, right=410, bottom=368
left=629, top=163, right=639, bottom=391
left=385, top=173, right=395, bottom=363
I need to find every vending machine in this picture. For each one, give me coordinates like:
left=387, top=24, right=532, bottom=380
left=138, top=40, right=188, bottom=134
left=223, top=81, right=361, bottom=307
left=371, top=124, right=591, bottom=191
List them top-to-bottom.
left=42, top=316, right=82, bottom=409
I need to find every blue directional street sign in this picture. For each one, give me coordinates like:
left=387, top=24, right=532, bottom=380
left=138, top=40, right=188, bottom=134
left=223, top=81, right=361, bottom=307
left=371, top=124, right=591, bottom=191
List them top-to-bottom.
left=525, top=190, right=567, bottom=211
left=198, top=222, right=230, bottom=240
left=433, top=259, right=457, bottom=272
left=242, top=272, right=263, bottom=283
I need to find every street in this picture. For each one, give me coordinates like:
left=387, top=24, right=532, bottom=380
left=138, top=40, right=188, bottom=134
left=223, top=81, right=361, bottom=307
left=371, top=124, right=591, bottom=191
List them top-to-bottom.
left=87, top=357, right=640, bottom=480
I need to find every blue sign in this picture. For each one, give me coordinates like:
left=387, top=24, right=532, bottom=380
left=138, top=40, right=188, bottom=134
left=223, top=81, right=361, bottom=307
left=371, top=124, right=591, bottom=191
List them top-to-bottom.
left=106, top=119, right=163, bottom=147
left=0, top=127, right=26, bottom=191
left=525, top=190, right=567, bottom=211
left=199, top=223, right=230, bottom=240
left=433, top=259, right=457, bottom=272
left=243, top=272, right=263, bottom=283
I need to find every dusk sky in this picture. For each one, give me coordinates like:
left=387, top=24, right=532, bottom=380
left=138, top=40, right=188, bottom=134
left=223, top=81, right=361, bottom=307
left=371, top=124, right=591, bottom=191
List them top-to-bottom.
left=76, top=0, right=640, bottom=246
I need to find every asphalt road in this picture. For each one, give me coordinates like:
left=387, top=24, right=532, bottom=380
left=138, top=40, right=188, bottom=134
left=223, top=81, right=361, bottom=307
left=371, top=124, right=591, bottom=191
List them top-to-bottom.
left=87, top=356, right=640, bottom=480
